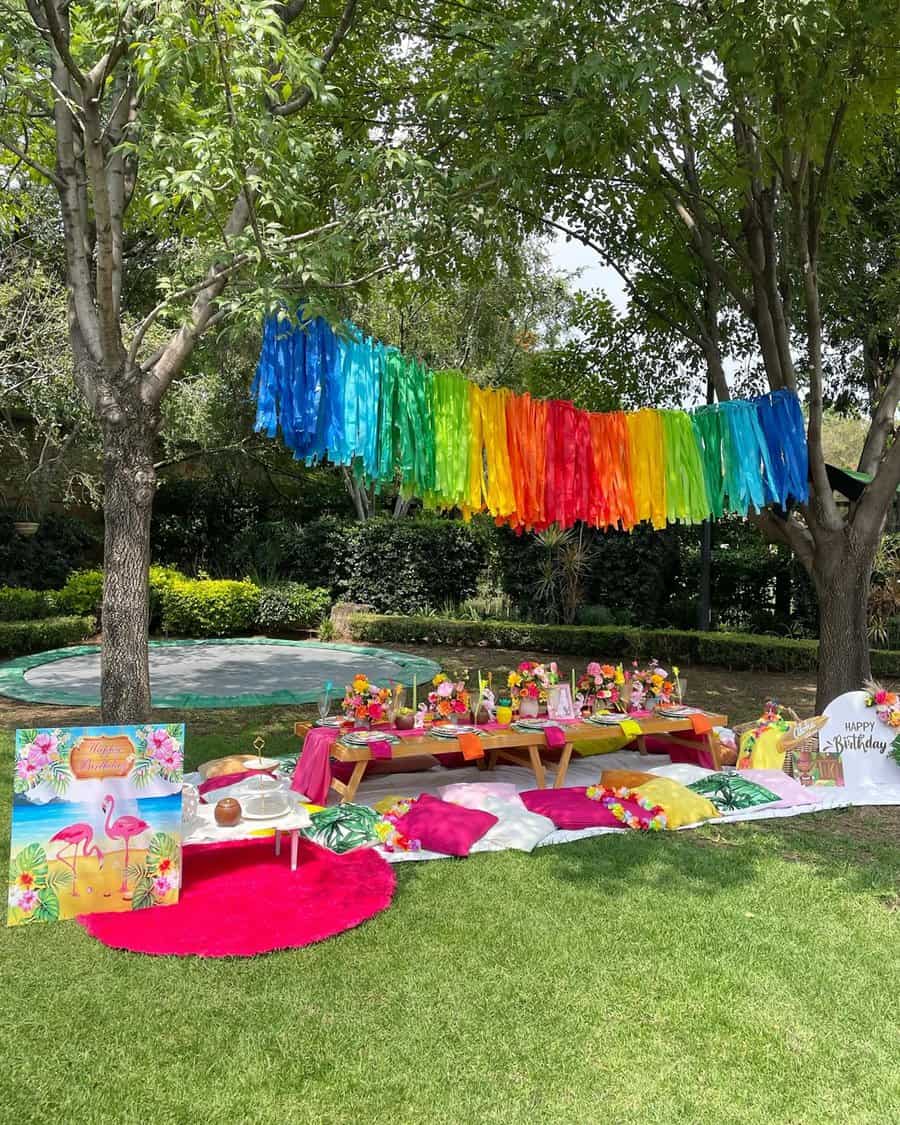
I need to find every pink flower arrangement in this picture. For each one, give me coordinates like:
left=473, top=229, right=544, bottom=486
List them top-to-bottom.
left=507, top=661, right=558, bottom=700
left=427, top=674, right=470, bottom=718
left=342, top=675, right=392, bottom=722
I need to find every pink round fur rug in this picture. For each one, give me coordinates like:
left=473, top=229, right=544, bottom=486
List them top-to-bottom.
left=78, top=838, right=395, bottom=958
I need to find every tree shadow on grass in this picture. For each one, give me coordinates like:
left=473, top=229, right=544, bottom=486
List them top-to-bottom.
left=534, top=806, right=899, bottom=902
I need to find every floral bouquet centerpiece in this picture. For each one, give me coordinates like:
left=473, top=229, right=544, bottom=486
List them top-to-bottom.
left=627, top=660, right=678, bottom=710
left=508, top=661, right=558, bottom=717
left=577, top=662, right=627, bottom=713
left=428, top=673, right=471, bottom=722
left=341, top=674, right=391, bottom=727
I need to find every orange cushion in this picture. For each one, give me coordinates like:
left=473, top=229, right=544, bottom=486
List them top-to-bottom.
left=600, top=768, right=657, bottom=789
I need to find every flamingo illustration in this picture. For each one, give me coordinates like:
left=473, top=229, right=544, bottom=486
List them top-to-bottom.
left=102, top=794, right=150, bottom=894
left=49, top=823, right=103, bottom=897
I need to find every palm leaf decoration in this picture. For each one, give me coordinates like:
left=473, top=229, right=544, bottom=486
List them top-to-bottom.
left=130, top=755, right=154, bottom=789
left=47, top=758, right=73, bottom=796
left=306, top=804, right=379, bottom=853
left=148, top=832, right=180, bottom=864
left=10, top=842, right=49, bottom=884
left=47, top=867, right=74, bottom=891
left=130, top=877, right=157, bottom=911
left=32, top=886, right=60, bottom=923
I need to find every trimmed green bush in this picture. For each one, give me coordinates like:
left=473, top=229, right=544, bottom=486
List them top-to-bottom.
left=278, top=515, right=488, bottom=612
left=55, top=568, right=104, bottom=618
left=160, top=578, right=260, bottom=637
left=256, top=583, right=331, bottom=631
left=0, top=587, right=57, bottom=622
left=348, top=614, right=900, bottom=676
left=0, top=615, right=95, bottom=659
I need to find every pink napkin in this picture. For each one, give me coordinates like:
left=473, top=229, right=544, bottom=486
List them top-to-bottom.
left=544, top=725, right=567, bottom=749
left=291, top=727, right=340, bottom=805
left=368, top=738, right=394, bottom=760
left=199, top=768, right=275, bottom=802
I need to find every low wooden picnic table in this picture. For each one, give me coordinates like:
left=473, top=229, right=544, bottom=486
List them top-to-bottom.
left=294, top=712, right=728, bottom=804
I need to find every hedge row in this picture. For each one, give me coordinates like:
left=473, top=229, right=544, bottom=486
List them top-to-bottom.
left=160, top=578, right=330, bottom=637
left=0, top=586, right=58, bottom=621
left=348, top=614, right=900, bottom=676
left=0, top=616, right=95, bottom=659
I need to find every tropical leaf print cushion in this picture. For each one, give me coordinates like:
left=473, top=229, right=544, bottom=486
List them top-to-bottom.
left=687, top=773, right=780, bottom=812
left=305, top=804, right=380, bottom=853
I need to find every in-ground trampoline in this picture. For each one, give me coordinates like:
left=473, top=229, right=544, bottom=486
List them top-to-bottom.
left=0, top=639, right=441, bottom=709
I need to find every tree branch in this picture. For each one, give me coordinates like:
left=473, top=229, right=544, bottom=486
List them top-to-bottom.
left=40, top=0, right=86, bottom=87
left=271, top=0, right=358, bottom=116
left=0, top=134, right=64, bottom=188
left=127, top=220, right=340, bottom=369
left=859, top=355, right=900, bottom=476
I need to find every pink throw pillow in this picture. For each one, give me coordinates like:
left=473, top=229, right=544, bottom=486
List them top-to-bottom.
left=739, top=769, right=822, bottom=809
left=438, top=782, right=519, bottom=809
left=520, top=787, right=636, bottom=830
left=393, top=794, right=498, bottom=857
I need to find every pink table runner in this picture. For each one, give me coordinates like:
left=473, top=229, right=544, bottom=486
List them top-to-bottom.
left=291, top=720, right=580, bottom=804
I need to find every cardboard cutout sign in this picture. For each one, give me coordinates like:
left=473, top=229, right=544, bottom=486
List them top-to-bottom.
left=818, top=692, right=900, bottom=793
left=8, top=725, right=184, bottom=927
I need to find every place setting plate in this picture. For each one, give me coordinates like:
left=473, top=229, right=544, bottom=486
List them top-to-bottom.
left=584, top=713, right=631, bottom=726
left=429, top=723, right=483, bottom=739
left=340, top=730, right=401, bottom=747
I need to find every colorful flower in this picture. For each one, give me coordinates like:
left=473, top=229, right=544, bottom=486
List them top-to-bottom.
left=15, top=758, right=40, bottom=782
left=152, top=875, right=173, bottom=897
left=17, top=889, right=39, bottom=913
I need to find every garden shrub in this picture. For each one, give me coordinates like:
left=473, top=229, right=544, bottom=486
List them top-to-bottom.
left=338, top=517, right=486, bottom=612
left=148, top=565, right=186, bottom=628
left=55, top=568, right=104, bottom=618
left=160, top=578, right=260, bottom=637
left=256, top=583, right=331, bottom=631
left=0, top=586, right=57, bottom=622
left=347, top=614, right=900, bottom=677
left=0, top=615, right=95, bottom=659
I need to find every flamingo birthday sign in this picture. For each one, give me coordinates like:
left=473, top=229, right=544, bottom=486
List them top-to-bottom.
left=8, top=725, right=184, bottom=926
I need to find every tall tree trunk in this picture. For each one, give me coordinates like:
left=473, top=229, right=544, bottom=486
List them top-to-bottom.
left=100, top=394, right=158, bottom=722
left=812, top=531, right=876, bottom=711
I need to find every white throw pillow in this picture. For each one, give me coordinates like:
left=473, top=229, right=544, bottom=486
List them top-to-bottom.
left=648, top=763, right=714, bottom=785
left=470, top=796, right=555, bottom=853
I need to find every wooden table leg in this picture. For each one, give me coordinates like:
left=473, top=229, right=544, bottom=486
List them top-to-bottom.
left=707, top=731, right=722, bottom=770
left=636, top=735, right=648, bottom=757
left=554, top=743, right=574, bottom=788
left=527, top=744, right=547, bottom=789
left=486, top=747, right=499, bottom=772
left=341, top=759, right=368, bottom=804
left=290, top=829, right=299, bottom=871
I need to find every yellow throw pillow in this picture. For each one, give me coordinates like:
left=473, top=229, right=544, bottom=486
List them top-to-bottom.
left=572, top=735, right=631, bottom=757
left=634, top=777, right=720, bottom=828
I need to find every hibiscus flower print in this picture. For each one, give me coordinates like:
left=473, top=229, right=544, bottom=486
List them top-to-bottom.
left=15, top=758, right=40, bottom=783
left=16, top=889, right=39, bottom=913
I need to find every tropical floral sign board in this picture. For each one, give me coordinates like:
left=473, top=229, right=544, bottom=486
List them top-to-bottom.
left=8, top=725, right=184, bottom=927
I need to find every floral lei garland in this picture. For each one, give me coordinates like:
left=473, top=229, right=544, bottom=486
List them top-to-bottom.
left=585, top=784, right=668, bottom=831
left=374, top=798, right=421, bottom=853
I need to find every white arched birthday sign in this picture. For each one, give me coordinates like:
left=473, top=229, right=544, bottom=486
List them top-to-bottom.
left=818, top=691, right=900, bottom=799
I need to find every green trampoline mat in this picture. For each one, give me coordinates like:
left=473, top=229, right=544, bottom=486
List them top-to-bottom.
left=0, top=638, right=440, bottom=709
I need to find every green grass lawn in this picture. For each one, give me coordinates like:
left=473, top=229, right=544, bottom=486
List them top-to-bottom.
left=1, top=657, right=898, bottom=1124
